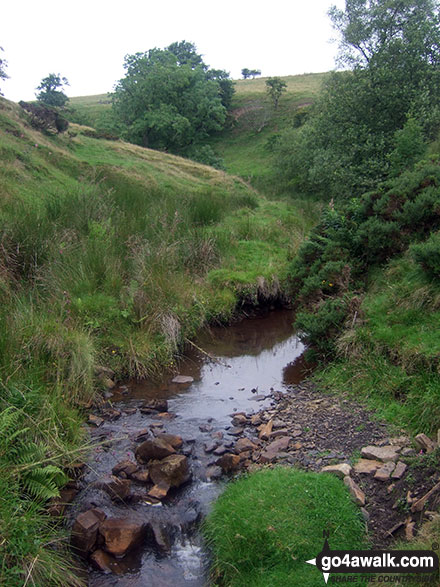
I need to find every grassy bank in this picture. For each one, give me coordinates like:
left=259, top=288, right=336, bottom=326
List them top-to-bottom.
left=0, top=95, right=318, bottom=584
left=203, top=467, right=367, bottom=586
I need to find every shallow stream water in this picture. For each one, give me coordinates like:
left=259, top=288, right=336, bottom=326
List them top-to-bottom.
left=74, top=309, right=310, bottom=586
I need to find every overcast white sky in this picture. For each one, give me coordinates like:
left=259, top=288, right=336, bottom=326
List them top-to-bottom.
left=1, top=0, right=345, bottom=102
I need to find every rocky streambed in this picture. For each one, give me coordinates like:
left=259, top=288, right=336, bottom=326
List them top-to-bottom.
left=64, top=310, right=440, bottom=586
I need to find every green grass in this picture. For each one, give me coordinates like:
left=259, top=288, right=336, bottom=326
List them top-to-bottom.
left=0, top=95, right=319, bottom=584
left=317, top=253, right=440, bottom=434
left=203, top=467, right=367, bottom=586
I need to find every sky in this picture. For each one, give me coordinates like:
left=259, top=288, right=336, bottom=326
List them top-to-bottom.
left=1, top=0, right=345, bottom=102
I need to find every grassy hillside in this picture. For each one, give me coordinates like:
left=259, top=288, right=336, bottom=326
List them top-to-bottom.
left=69, top=73, right=328, bottom=191
left=0, top=96, right=319, bottom=585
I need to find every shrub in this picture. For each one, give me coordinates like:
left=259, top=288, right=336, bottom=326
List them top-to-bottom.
left=411, top=231, right=440, bottom=279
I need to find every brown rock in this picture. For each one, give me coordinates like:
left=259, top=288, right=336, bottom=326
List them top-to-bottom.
left=140, top=399, right=168, bottom=413
left=102, top=408, right=121, bottom=420
left=153, top=412, right=176, bottom=420
left=88, top=414, right=104, bottom=427
left=232, top=414, right=247, bottom=426
left=251, top=414, right=262, bottom=426
left=258, top=419, right=273, bottom=440
left=228, top=427, right=244, bottom=436
left=133, top=428, right=150, bottom=442
left=156, top=433, right=183, bottom=449
left=414, top=433, right=436, bottom=454
left=259, top=436, right=291, bottom=463
left=235, top=437, right=258, bottom=453
left=135, top=438, right=176, bottom=464
left=213, top=445, right=228, bottom=456
left=361, top=445, right=400, bottom=462
left=217, top=453, right=241, bottom=473
left=149, top=454, right=191, bottom=488
left=353, top=459, right=383, bottom=474
left=112, top=460, right=139, bottom=478
left=374, top=461, right=396, bottom=482
left=391, top=461, right=407, bottom=480
left=320, top=463, right=352, bottom=479
left=130, top=470, right=150, bottom=483
left=98, top=476, right=131, bottom=501
left=343, top=476, right=366, bottom=506
left=411, top=481, right=440, bottom=513
left=148, top=482, right=170, bottom=500
left=48, top=485, right=79, bottom=517
left=71, top=509, right=106, bottom=555
left=100, top=518, right=145, bottom=557
left=150, top=521, right=171, bottom=552
left=90, top=549, right=123, bottom=575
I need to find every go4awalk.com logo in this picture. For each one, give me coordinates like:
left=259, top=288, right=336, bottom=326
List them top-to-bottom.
left=306, top=531, right=439, bottom=584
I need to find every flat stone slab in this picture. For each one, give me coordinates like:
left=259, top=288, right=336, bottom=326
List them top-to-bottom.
left=172, top=375, right=194, bottom=384
left=361, top=445, right=400, bottom=462
left=354, top=459, right=383, bottom=474
left=374, top=461, right=396, bottom=481
left=391, top=461, right=407, bottom=480
left=320, top=463, right=352, bottom=479
left=344, top=476, right=366, bottom=506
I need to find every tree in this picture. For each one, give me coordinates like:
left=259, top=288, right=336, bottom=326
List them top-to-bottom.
left=274, top=0, right=440, bottom=199
left=112, top=42, right=233, bottom=151
left=0, top=46, right=8, bottom=96
left=242, top=68, right=261, bottom=79
left=36, top=74, right=69, bottom=107
left=265, top=77, right=287, bottom=109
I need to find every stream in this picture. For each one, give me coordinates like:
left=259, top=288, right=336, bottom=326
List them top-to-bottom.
left=72, top=309, right=311, bottom=586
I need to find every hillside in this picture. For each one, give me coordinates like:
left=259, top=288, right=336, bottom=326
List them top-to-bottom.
left=69, top=73, right=328, bottom=191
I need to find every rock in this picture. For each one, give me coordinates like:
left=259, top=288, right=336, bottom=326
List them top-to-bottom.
left=95, top=365, right=115, bottom=379
left=172, top=375, right=194, bottom=384
left=101, top=377, right=115, bottom=389
left=249, top=394, right=266, bottom=401
left=140, top=399, right=168, bottom=413
left=102, top=408, right=121, bottom=420
left=123, top=408, right=137, bottom=416
left=153, top=412, right=176, bottom=420
left=88, top=414, right=104, bottom=427
left=232, top=414, right=247, bottom=426
left=251, top=414, right=262, bottom=426
left=259, top=420, right=273, bottom=441
left=199, top=424, right=213, bottom=433
left=228, top=427, right=244, bottom=436
left=133, top=428, right=150, bottom=442
left=271, top=428, right=290, bottom=438
left=212, top=430, right=224, bottom=440
left=156, top=433, right=183, bottom=449
left=414, top=433, right=436, bottom=454
left=235, top=437, right=258, bottom=453
left=260, top=437, right=291, bottom=463
left=135, top=438, right=176, bottom=464
left=204, top=441, right=219, bottom=453
left=213, top=445, right=228, bottom=456
left=361, top=445, right=400, bottom=462
left=401, top=447, right=416, bottom=456
left=216, top=453, right=241, bottom=473
left=149, top=455, right=191, bottom=488
left=354, top=459, right=383, bottom=474
left=112, top=460, right=139, bottom=478
left=374, top=461, right=396, bottom=482
left=391, top=461, right=407, bottom=480
left=320, top=463, right=352, bottom=479
left=205, top=466, right=223, bottom=480
left=130, top=470, right=150, bottom=483
left=98, top=476, right=132, bottom=502
left=343, top=476, right=366, bottom=506
left=411, top=480, right=440, bottom=513
left=148, top=481, right=170, bottom=500
left=48, top=484, right=79, bottom=517
left=361, top=508, right=370, bottom=522
left=71, top=509, right=107, bottom=555
left=100, top=518, right=145, bottom=558
left=405, top=520, right=415, bottom=541
left=150, top=521, right=172, bottom=552
left=90, top=549, right=122, bottom=574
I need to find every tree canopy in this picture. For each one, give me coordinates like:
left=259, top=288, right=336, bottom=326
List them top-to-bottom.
left=274, top=0, right=440, bottom=199
left=112, top=41, right=234, bottom=151
left=0, top=47, right=8, bottom=96
left=36, top=73, right=70, bottom=107
left=266, top=77, right=287, bottom=109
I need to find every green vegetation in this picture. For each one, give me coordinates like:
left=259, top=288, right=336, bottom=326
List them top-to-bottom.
left=274, top=0, right=440, bottom=199
left=0, top=46, right=8, bottom=95
left=36, top=73, right=70, bottom=108
left=0, top=93, right=316, bottom=584
left=203, top=467, right=367, bottom=586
